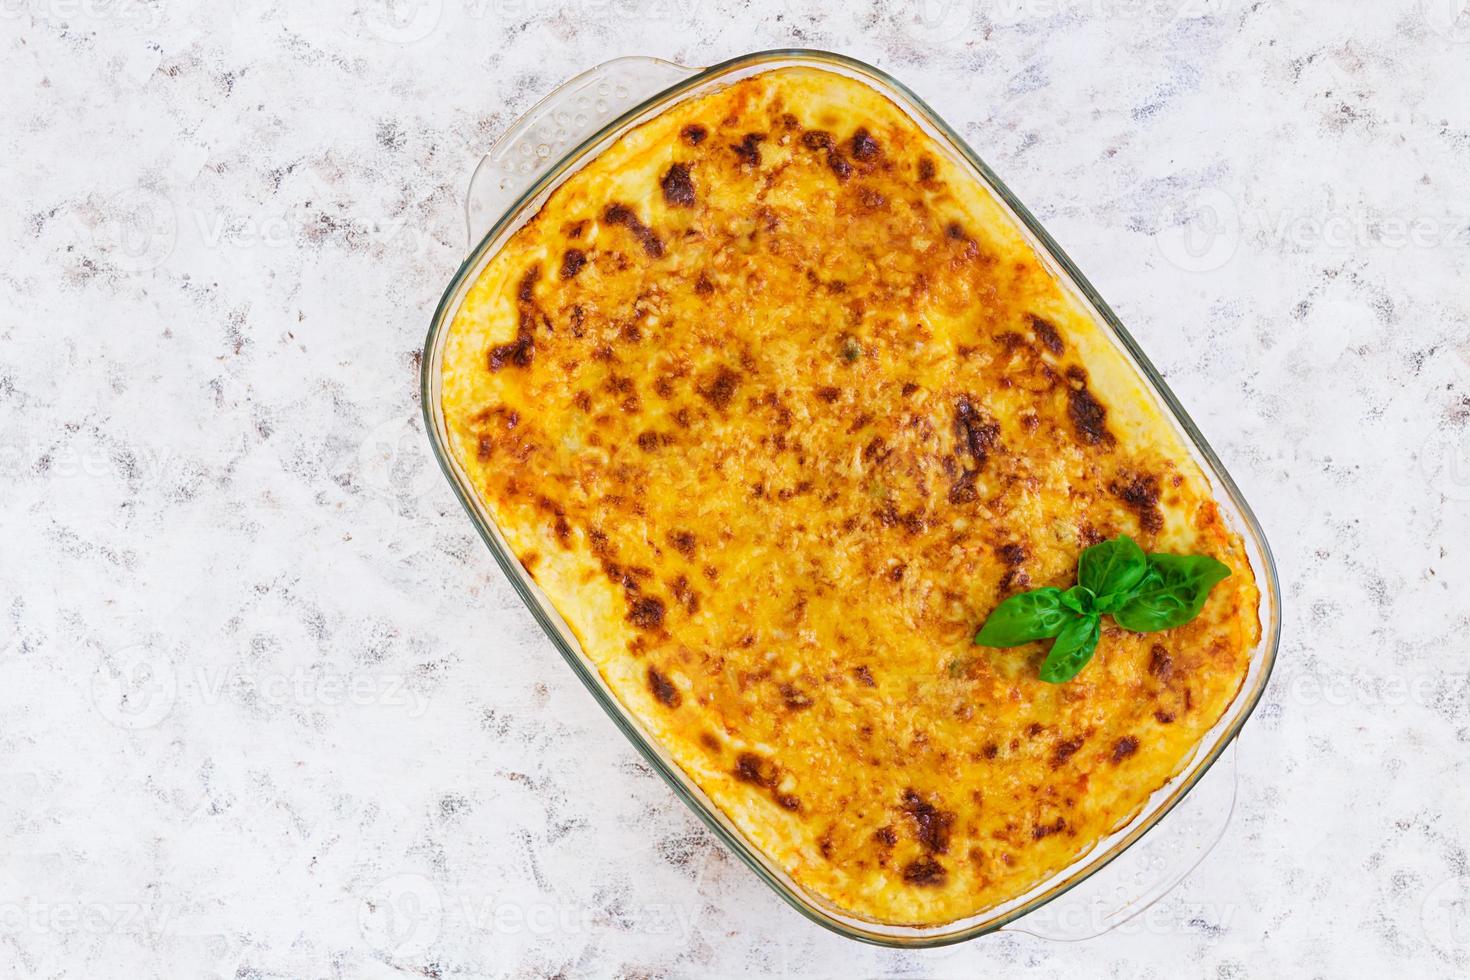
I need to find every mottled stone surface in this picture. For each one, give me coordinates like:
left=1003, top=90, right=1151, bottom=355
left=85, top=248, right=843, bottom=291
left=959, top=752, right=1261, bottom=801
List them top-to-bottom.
left=3, top=1, right=1469, bottom=976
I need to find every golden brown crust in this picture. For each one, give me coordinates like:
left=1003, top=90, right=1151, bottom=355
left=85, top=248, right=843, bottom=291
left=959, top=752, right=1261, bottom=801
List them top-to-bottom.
left=441, top=67, right=1259, bottom=925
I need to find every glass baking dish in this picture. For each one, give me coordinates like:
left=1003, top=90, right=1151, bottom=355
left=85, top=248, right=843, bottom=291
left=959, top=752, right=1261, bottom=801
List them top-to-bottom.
left=421, top=49, right=1281, bottom=947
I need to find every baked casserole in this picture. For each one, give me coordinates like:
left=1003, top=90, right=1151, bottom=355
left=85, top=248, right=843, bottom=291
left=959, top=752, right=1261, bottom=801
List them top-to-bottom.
left=439, top=66, right=1261, bottom=926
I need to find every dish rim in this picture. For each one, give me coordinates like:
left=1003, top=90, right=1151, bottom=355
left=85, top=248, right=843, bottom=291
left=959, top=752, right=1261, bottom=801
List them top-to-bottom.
left=420, top=47, right=1282, bottom=946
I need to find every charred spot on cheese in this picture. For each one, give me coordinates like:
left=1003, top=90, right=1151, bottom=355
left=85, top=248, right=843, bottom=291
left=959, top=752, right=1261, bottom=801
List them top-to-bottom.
left=681, top=123, right=707, bottom=145
left=850, top=127, right=880, bottom=161
left=799, top=129, right=853, bottom=181
left=801, top=130, right=833, bottom=150
left=730, top=132, right=765, bottom=167
left=917, top=156, right=937, bottom=183
left=661, top=163, right=696, bottom=207
left=858, top=187, right=888, bottom=211
left=602, top=203, right=665, bottom=258
left=943, top=222, right=981, bottom=260
left=560, top=248, right=587, bottom=279
left=516, top=264, right=540, bottom=302
left=1029, top=314, right=1064, bottom=354
left=488, top=329, right=534, bottom=371
left=991, top=333, right=1025, bottom=357
left=697, top=366, right=740, bottom=410
left=1066, top=371, right=1113, bottom=446
left=954, top=395, right=1000, bottom=467
left=862, top=436, right=890, bottom=465
left=947, top=469, right=978, bottom=505
left=1110, top=471, right=1164, bottom=534
left=531, top=494, right=570, bottom=544
left=876, top=501, right=929, bottom=535
left=995, top=543, right=1027, bottom=566
left=601, top=557, right=652, bottom=596
left=998, top=567, right=1031, bottom=597
left=670, top=574, right=699, bottom=614
left=626, top=595, right=666, bottom=631
left=1149, top=644, right=1173, bottom=679
left=853, top=664, right=876, bottom=687
left=647, top=666, right=681, bottom=708
left=779, top=683, right=813, bottom=711
left=1154, top=709, right=1176, bottom=724
left=1051, top=736, right=1085, bottom=768
left=1112, top=736, right=1139, bottom=763
left=734, top=751, right=779, bottom=789
left=901, top=790, right=955, bottom=854
left=1032, top=817, right=1067, bottom=841
left=903, top=856, right=947, bottom=887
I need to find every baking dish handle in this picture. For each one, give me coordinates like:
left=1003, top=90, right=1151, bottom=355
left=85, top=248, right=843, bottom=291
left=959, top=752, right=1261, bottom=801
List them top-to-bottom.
left=465, top=57, right=702, bottom=248
left=1003, top=741, right=1238, bottom=941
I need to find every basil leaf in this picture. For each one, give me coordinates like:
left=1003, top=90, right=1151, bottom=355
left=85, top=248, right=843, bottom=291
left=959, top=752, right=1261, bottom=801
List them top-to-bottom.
left=1078, top=534, right=1148, bottom=611
left=973, top=537, right=1232, bottom=685
left=1112, top=553, right=1231, bottom=633
left=1060, top=585, right=1095, bottom=615
left=974, top=588, right=1070, bottom=647
left=1038, top=613, right=1101, bottom=684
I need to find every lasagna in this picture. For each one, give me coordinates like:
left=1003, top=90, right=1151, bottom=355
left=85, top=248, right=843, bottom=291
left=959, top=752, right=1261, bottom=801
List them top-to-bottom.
left=440, top=66, right=1259, bottom=925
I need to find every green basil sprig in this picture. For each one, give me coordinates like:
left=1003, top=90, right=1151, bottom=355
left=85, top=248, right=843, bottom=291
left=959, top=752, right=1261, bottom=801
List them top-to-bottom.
left=974, top=535, right=1230, bottom=684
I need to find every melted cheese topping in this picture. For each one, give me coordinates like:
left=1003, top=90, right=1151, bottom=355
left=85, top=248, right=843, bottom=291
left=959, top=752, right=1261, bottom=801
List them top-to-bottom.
left=441, top=67, right=1259, bottom=926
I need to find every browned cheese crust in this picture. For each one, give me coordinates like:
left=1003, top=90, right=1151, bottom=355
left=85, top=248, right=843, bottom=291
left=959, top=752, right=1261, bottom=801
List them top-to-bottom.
left=441, top=67, right=1260, bottom=925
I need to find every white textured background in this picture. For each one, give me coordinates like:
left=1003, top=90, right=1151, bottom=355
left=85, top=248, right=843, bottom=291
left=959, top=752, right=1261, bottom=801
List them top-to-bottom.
left=3, top=0, right=1469, bottom=977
